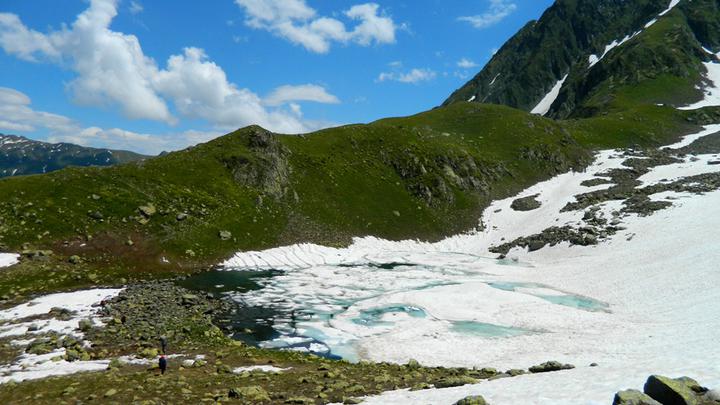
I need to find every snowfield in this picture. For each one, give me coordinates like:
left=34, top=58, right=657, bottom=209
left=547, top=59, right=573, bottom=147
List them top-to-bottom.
left=224, top=125, right=720, bottom=404
left=0, top=253, right=18, bottom=268
left=0, top=289, right=122, bottom=383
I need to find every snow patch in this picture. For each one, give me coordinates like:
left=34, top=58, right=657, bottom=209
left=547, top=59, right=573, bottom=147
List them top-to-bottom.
left=679, top=56, right=720, bottom=110
left=530, top=74, right=568, bottom=116
left=467, top=95, right=476, bottom=102
left=660, top=123, right=720, bottom=149
left=0, top=253, right=18, bottom=268
left=0, top=289, right=122, bottom=384
left=233, top=365, right=290, bottom=373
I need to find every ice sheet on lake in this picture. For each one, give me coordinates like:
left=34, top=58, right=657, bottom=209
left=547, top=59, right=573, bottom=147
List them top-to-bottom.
left=224, top=130, right=720, bottom=402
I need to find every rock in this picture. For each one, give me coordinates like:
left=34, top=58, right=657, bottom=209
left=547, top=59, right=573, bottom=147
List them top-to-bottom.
left=511, top=194, right=542, bottom=211
left=138, top=204, right=157, bottom=217
left=88, top=211, right=104, bottom=220
left=176, top=213, right=188, bottom=221
left=218, top=230, right=232, bottom=240
left=181, top=294, right=199, bottom=305
left=78, top=318, right=93, bottom=332
left=139, top=348, right=159, bottom=359
left=407, top=359, right=421, bottom=369
left=528, top=361, right=575, bottom=373
left=216, top=364, right=232, bottom=374
left=644, top=375, right=707, bottom=405
left=434, top=376, right=478, bottom=388
left=228, top=386, right=270, bottom=402
left=104, top=388, right=117, bottom=398
left=613, top=389, right=662, bottom=405
left=705, top=389, right=720, bottom=402
left=454, top=395, right=488, bottom=405
left=285, top=397, right=315, bottom=404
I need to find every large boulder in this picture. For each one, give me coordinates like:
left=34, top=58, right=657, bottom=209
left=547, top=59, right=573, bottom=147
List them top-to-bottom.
left=511, top=194, right=542, bottom=211
left=528, top=361, right=575, bottom=373
left=643, top=375, right=708, bottom=405
left=228, top=386, right=270, bottom=402
left=613, top=389, right=661, bottom=405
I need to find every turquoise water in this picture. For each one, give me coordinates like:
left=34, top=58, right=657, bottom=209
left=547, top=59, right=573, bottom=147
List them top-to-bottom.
left=487, top=281, right=609, bottom=312
left=538, top=295, right=610, bottom=312
left=351, top=305, right=427, bottom=326
left=451, top=321, right=531, bottom=337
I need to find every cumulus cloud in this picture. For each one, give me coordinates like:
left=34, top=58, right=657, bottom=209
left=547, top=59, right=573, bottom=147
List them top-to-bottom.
left=0, top=0, right=338, bottom=138
left=234, top=0, right=397, bottom=53
left=459, top=0, right=517, bottom=29
left=457, top=58, right=479, bottom=69
left=377, top=68, right=436, bottom=84
left=264, top=84, right=340, bottom=106
left=0, top=86, right=222, bottom=154
left=0, top=87, right=77, bottom=134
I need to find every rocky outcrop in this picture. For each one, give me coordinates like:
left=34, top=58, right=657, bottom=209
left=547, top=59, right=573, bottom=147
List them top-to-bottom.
left=222, top=126, right=291, bottom=200
left=614, top=375, right=719, bottom=405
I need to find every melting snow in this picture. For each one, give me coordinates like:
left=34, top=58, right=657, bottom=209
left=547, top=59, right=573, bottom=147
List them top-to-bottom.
left=588, top=0, right=683, bottom=68
left=679, top=54, right=720, bottom=110
left=530, top=74, right=568, bottom=116
left=225, top=124, right=720, bottom=403
left=0, top=253, right=18, bottom=268
left=0, top=288, right=122, bottom=384
left=233, top=365, right=290, bottom=373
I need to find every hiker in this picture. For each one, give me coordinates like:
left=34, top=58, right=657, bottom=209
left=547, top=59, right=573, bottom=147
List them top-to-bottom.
left=160, top=335, right=167, bottom=354
left=159, top=355, right=167, bottom=375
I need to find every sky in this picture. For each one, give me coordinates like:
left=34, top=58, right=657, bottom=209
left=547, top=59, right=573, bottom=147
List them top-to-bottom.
left=0, top=0, right=554, bottom=154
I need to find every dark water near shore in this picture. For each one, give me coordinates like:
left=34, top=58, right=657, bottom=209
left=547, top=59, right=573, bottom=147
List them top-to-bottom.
left=178, top=269, right=343, bottom=359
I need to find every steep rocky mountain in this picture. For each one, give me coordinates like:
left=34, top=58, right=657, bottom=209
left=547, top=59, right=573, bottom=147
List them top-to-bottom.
left=444, top=0, right=720, bottom=118
left=0, top=134, right=147, bottom=178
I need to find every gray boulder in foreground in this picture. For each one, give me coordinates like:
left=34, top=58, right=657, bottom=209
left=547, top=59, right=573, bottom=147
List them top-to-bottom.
left=614, top=375, right=718, bottom=405
left=613, top=389, right=661, bottom=405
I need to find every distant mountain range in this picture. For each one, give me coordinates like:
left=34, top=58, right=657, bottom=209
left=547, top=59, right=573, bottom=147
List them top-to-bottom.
left=0, top=134, right=147, bottom=178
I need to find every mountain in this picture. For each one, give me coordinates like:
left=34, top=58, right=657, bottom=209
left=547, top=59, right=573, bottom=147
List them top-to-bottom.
left=0, top=0, right=717, bottom=285
left=444, top=0, right=720, bottom=119
left=0, top=100, right=699, bottom=285
left=0, top=133, right=147, bottom=178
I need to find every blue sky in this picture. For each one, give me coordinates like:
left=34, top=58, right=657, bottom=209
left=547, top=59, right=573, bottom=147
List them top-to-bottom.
left=0, top=0, right=553, bottom=154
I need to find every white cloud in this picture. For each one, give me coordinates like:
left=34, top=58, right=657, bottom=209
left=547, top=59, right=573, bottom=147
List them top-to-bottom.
left=0, top=0, right=335, bottom=136
left=234, top=0, right=397, bottom=53
left=459, top=0, right=517, bottom=29
left=129, top=1, right=144, bottom=14
left=457, top=58, right=479, bottom=69
left=377, top=68, right=437, bottom=84
left=264, top=84, right=340, bottom=106
left=0, top=86, right=223, bottom=155
left=0, top=87, right=77, bottom=134
left=49, top=127, right=223, bottom=154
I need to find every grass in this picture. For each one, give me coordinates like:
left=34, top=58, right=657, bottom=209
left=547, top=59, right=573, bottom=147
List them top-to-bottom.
left=0, top=101, right=706, bottom=298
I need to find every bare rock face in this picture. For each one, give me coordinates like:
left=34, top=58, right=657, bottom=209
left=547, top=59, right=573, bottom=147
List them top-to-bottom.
left=222, top=126, right=291, bottom=200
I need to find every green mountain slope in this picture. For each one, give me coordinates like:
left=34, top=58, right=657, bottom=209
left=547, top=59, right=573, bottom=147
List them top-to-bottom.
left=444, top=0, right=720, bottom=118
left=0, top=101, right=702, bottom=293
left=0, top=134, right=147, bottom=178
